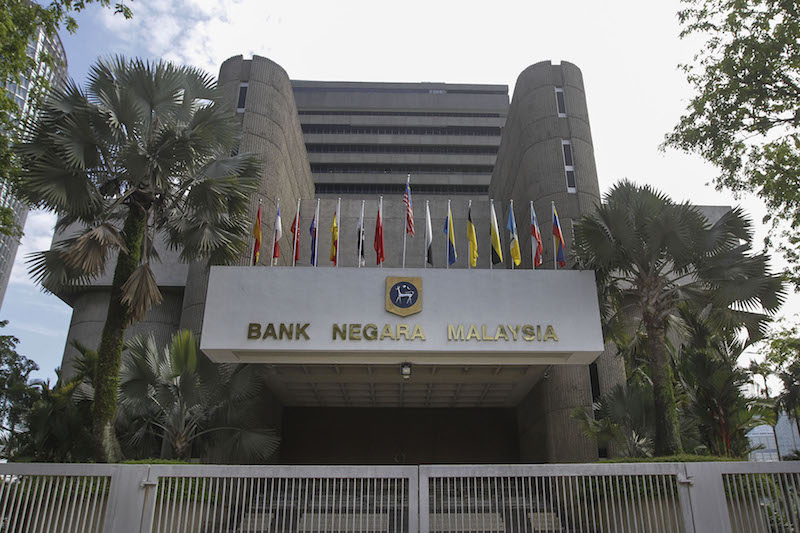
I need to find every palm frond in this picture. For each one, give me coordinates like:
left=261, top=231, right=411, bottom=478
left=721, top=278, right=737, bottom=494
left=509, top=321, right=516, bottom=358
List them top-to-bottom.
left=120, top=263, right=163, bottom=323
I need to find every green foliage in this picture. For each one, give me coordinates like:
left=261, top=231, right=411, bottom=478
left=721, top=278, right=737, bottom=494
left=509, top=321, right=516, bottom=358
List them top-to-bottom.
left=0, top=0, right=132, bottom=236
left=665, top=0, right=800, bottom=288
left=16, top=57, right=261, bottom=461
left=575, top=180, right=784, bottom=456
left=0, top=321, right=39, bottom=458
left=117, top=330, right=280, bottom=463
left=599, top=454, right=744, bottom=463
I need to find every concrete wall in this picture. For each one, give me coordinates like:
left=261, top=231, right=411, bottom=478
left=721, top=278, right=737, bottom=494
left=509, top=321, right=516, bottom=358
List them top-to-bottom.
left=180, top=55, right=315, bottom=335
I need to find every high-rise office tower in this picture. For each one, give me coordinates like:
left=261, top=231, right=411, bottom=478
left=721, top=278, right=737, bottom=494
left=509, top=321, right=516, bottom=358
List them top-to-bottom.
left=0, top=27, right=67, bottom=307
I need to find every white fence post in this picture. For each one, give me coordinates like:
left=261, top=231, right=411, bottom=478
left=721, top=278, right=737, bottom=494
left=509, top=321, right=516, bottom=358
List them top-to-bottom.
left=682, top=463, right=734, bottom=533
left=101, top=464, right=152, bottom=533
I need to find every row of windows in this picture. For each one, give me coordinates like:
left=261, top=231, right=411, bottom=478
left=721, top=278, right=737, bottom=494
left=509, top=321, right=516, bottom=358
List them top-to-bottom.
left=293, top=86, right=507, bottom=96
left=298, top=110, right=504, bottom=118
left=302, top=124, right=502, bottom=137
left=562, top=140, right=576, bottom=192
left=306, top=144, right=499, bottom=155
left=311, top=163, right=494, bottom=174
left=316, top=183, right=489, bottom=195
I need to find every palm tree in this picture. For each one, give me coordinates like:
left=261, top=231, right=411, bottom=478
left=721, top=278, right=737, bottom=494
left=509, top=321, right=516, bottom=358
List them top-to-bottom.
left=15, top=58, right=259, bottom=461
left=574, top=180, right=784, bottom=455
left=118, top=330, right=279, bottom=462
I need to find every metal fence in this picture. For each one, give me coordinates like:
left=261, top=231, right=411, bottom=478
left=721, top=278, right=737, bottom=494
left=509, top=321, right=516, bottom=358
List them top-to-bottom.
left=1, top=461, right=800, bottom=532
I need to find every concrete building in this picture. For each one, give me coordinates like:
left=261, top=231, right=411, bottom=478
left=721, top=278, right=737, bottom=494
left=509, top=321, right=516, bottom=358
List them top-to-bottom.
left=0, top=28, right=67, bottom=308
left=55, top=55, right=626, bottom=464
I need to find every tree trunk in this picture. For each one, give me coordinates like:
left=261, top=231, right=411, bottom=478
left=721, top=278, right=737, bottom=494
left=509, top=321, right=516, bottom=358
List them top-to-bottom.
left=92, top=205, right=147, bottom=462
left=644, top=316, right=683, bottom=456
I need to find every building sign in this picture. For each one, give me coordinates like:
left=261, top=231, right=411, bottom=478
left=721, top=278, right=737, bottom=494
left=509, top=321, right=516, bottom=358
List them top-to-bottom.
left=200, top=267, right=605, bottom=365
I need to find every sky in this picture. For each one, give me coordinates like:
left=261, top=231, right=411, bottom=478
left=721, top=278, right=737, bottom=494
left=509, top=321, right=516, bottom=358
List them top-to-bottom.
left=2, top=0, right=798, bottom=384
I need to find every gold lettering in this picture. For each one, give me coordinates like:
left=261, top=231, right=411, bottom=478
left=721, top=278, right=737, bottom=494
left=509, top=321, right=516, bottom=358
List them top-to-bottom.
left=247, top=323, right=261, bottom=339
left=262, top=323, right=277, bottom=340
left=279, top=323, right=294, bottom=340
left=296, top=323, right=310, bottom=340
left=332, top=323, right=346, bottom=340
left=364, top=323, right=378, bottom=340
left=349, top=324, right=362, bottom=340
left=380, top=324, right=396, bottom=340
left=397, top=324, right=410, bottom=340
left=448, top=324, right=465, bottom=341
left=481, top=324, right=496, bottom=341
left=507, top=324, right=519, bottom=341
left=537, top=324, right=542, bottom=341
left=411, top=325, right=426, bottom=341
left=466, top=325, right=481, bottom=341
left=495, top=325, right=509, bottom=341
left=522, top=325, right=536, bottom=341
left=543, top=325, right=558, bottom=342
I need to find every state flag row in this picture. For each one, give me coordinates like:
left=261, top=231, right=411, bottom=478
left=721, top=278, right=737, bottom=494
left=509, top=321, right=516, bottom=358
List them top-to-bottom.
left=252, top=183, right=568, bottom=269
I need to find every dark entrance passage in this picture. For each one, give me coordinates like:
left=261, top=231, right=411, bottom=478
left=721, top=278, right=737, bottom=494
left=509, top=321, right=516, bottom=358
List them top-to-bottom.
left=281, top=407, right=520, bottom=464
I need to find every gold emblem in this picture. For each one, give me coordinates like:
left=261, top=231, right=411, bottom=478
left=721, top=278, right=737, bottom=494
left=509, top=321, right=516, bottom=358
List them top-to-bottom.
left=385, top=276, right=422, bottom=317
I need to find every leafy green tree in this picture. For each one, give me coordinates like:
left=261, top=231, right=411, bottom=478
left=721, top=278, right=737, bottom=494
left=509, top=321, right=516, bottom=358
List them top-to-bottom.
left=0, top=0, right=132, bottom=236
left=665, top=0, right=800, bottom=287
left=16, top=57, right=260, bottom=462
left=574, top=180, right=784, bottom=455
left=0, top=321, right=39, bottom=458
left=118, top=330, right=280, bottom=462
left=778, top=361, right=800, bottom=437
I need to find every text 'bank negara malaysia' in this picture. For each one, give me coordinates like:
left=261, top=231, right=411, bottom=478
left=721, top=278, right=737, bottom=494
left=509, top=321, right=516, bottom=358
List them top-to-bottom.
left=52, top=56, right=676, bottom=464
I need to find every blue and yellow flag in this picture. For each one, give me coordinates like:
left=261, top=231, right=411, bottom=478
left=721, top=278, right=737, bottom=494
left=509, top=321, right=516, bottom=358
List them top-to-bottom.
left=507, top=202, right=521, bottom=266
left=444, top=203, right=457, bottom=265
left=552, top=203, right=567, bottom=267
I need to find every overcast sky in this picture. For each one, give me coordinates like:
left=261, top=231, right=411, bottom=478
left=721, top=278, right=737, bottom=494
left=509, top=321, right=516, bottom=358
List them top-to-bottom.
left=3, top=0, right=797, bottom=383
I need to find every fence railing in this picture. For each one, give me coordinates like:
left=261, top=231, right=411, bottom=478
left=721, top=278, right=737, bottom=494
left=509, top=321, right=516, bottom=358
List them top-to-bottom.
left=1, top=461, right=799, bottom=532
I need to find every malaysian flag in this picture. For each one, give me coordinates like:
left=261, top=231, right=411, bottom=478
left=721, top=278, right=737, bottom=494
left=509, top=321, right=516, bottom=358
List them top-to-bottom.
left=403, top=177, right=415, bottom=236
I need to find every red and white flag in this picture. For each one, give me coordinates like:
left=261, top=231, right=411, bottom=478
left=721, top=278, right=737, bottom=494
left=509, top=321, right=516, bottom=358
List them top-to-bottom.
left=403, top=178, right=415, bottom=236
left=530, top=201, right=543, bottom=268
left=272, top=202, right=282, bottom=265
left=290, top=212, right=300, bottom=264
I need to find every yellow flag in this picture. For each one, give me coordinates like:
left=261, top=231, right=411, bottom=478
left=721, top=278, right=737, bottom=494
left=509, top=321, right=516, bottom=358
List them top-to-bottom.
left=467, top=206, right=478, bottom=267
left=330, top=210, right=338, bottom=265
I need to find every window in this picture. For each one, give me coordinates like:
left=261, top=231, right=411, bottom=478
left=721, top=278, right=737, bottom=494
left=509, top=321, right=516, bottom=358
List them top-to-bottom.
left=236, top=82, right=248, bottom=112
left=555, top=87, right=567, bottom=117
left=562, top=140, right=576, bottom=193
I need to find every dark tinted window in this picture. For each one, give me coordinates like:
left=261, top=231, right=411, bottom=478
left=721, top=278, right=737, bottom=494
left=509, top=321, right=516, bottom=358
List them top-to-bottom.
left=237, top=85, right=248, bottom=109
left=556, top=89, right=567, bottom=115
left=562, top=143, right=574, bottom=166
left=566, top=170, right=577, bottom=188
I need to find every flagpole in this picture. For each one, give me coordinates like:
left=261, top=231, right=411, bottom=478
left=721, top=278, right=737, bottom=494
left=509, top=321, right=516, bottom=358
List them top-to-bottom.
left=402, top=175, right=409, bottom=268
left=336, top=197, right=341, bottom=268
left=269, top=198, right=276, bottom=267
left=293, top=198, right=300, bottom=267
left=316, top=199, right=321, bottom=268
left=358, top=199, right=365, bottom=269
left=446, top=199, right=450, bottom=271
left=489, top=199, right=494, bottom=271
left=510, top=199, right=515, bottom=271
left=424, top=200, right=429, bottom=270
left=467, top=200, right=472, bottom=270
left=530, top=200, right=535, bottom=270
left=552, top=201, right=557, bottom=271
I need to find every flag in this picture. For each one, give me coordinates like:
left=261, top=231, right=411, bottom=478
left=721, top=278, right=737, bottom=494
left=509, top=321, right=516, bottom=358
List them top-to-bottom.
left=403, top=179, right=415, bottom=236
left=374, top=199, right=385, bottom=265
left=309, top=201, right=319, bottom=266
left=356, top=202, right=365, bottom=266
left=425, top=202, right=433, bottom=266
left=489, top=202, right=503, bottom=265
left=507, top=202, right=521, bottom=266
left=252, top=203, right=262, bottom=265
left=272, top=203, right=282, bottom=265
left=444, top=203, right=457, bottom=265
left=530, top=203, right=543, bottom=268
left=553, top=204, right=567, bottom=267
left=467, top=205, right=478, bottom=267
left=330, top=206, right=338, bottom=265
left=290, top=213, right=301, bottom=263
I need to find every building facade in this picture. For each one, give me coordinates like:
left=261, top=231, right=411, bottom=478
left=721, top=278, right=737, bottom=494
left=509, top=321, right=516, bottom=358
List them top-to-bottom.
left=0, top=28, right=67, bottom=307
left=55, top=56, right=626, bottom=464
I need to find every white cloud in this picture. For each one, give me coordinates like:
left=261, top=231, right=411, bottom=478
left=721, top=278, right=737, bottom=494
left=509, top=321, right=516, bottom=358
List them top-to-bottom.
left=9, top=210, right=56, bottom=287
left=12, top=322, right=65, bottom=338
